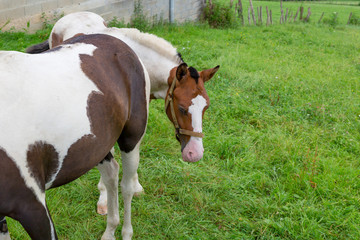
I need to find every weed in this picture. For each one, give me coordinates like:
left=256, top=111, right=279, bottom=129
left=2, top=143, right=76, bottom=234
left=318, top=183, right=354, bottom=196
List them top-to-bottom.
left=126, top=0, right=168, bottom=31
left=129, top=0, right=150, bottom=31
left=36, top=12, right=64, bottom=40
left=322, top=12, right=339, bottom=27
left=107, top=16, right=126, bottom=28
left=0, top=20, right=10, bottom=32
left=300, top=147, right=319, bottom=189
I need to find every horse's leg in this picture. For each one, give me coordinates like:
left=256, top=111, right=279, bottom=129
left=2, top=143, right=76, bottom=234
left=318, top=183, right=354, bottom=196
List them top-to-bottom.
left=120, top=142, right=142, bottom=240
left=96, top=148, right=144, bottom=216
left=0, top=150, right=56, bottom=239
left=96, top=152, right=114, bottom=215
left=97, top=156, right=120, bottom=240
left=97, top=176, right=107, bottom=215
left=16, top=198, right=57, bottom=240
left=0, top=216, right=10, bottom=240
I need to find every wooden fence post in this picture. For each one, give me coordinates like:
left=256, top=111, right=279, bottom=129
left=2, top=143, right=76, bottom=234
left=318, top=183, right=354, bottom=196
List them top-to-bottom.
left=237, top=0, right=244, bottom=25
left=249, top=0, right=256, bottom=25
left=280, top=0, right=284, bottom=24
left=259, top=6, right=263, bottom=25
left=266, top=6, right=270, bottom=26
left=299, top=6, right=304, bottom=20
left=294, top=7, right=299, bottom=22
left=304, top=7, right=311, bottom=22
left=285, top=8, right=289, bottom=22
left=270, top=9, right=273, bottom=24
left=318, top=12, right=324, bottom=23
left=347, top=12, right=353, bottom=24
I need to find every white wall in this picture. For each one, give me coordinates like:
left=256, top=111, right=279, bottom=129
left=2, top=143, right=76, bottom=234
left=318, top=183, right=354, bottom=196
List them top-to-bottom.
left=0, top=0, right=204, bottom=32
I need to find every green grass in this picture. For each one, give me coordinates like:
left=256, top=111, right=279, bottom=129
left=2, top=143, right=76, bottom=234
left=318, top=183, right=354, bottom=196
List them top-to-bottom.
left=2, top=1, right=360, bottom=239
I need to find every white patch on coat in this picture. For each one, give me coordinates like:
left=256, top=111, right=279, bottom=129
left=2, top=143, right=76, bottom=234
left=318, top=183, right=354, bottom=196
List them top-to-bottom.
left=115, top=28, right=179, bottom=62
left=0, top=42, right=100, bottom=208
left=139, top=58, right=151, bottom=116
left=181, top=95, right=207, bottom=162
left=188, top=95, right=207, bottom=134
left=188, top=95, right=207, bottom=148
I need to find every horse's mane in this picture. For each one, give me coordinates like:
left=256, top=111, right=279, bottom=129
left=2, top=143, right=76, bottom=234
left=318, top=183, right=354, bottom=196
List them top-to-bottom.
left=115, top=28, right=183, bottom=64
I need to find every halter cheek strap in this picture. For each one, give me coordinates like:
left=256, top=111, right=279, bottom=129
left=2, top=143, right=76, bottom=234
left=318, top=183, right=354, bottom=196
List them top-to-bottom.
left=165, top=78, right=204, bottom=138
left=0, top=217, right=8, bottom=233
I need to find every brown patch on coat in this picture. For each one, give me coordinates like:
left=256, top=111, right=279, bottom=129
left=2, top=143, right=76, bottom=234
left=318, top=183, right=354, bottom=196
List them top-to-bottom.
left=51, top=32, right=64, bottom=48
left=52, top=33, right=85, bottom=49
left=72, top=33, right=85, bottom=38
left=51, top=34, right=147, bottom=187
left=26, top=141, right=59, bottom=189
left=0, top=148, right=30, bottom=215
left=0, top=149, right=55, bottom=239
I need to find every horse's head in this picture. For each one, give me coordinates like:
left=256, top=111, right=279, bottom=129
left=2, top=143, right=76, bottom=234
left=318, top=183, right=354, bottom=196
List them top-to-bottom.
left=165, top=63, right=219, bottom=162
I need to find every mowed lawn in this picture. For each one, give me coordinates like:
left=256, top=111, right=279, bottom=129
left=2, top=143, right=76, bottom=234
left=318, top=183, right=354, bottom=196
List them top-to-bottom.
left=1, top=1, right=360, bottom=239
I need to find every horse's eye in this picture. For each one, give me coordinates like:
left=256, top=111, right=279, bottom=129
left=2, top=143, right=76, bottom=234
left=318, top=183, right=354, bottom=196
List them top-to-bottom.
left=179, top=106, right=188, bottom=115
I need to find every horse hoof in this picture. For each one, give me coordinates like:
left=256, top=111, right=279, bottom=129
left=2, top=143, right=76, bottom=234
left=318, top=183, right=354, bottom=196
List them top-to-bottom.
left=134, top=190, right=145, bottom=197
left=97, top=204, right=108, bottom=215
left=101, top=234, right=115, bottom=240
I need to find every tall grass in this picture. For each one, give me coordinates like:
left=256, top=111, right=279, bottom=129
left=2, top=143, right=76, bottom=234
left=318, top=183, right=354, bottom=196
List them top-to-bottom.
left=215, top=0, right=360, bottom=25
left=1, top=1, right=360, bottom=239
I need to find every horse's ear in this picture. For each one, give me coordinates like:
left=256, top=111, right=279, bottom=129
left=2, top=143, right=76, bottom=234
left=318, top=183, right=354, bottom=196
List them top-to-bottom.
left=176, top=63, right=188, bottom=81
left=201, top=65, right=220, bottom=82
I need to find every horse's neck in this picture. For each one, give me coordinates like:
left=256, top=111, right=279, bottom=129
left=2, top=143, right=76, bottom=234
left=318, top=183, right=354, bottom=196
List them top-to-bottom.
left=104, top=28, right=179, bottom=99
left=144, top=56, right=177, bottom=99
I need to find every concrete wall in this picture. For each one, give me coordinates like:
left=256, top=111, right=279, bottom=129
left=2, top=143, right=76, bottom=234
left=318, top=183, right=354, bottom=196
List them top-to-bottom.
left=0, top=0, right=205, bottom=32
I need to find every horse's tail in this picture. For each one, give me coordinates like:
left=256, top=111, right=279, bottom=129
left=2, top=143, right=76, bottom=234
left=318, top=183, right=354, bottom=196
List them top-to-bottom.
left=26, top=40, right=50, bottom=54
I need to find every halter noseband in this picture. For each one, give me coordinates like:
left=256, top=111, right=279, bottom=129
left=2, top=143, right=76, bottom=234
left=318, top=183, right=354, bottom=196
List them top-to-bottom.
left=165, top=78, right=204, bottom=139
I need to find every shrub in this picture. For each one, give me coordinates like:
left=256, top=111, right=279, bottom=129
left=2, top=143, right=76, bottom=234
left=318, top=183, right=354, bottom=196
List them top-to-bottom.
left=202, top=1, right=237, bottom=28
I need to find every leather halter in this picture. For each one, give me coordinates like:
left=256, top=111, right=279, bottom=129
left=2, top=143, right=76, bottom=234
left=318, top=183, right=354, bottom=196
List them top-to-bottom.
left=165, top=77, right=204, bottom=139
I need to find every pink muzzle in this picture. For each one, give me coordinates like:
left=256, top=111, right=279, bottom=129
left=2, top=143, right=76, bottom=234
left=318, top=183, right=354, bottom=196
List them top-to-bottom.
left=181, top=137, right=204, bottom=162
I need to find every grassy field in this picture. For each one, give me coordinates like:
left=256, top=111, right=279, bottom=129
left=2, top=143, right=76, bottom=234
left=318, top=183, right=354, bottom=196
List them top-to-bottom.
left=1, top=1, right=360, bottom=239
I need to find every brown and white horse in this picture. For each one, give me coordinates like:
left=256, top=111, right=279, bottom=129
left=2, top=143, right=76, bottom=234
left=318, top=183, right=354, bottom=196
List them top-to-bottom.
left=24, top=12, right=219, bottom=239
left=0, top=33, right=151, bottom=240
